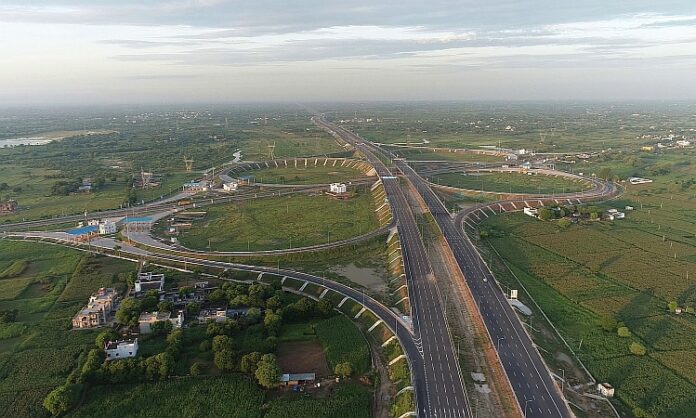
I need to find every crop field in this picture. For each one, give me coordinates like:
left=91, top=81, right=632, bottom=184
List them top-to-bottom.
left=332, top=102, right=696, bottom=153
left=390, top=147, right=506, bottom=163
left=480, top=153, right=696, bottom=417
left=241, top=164, right=369, bottom=185
left=428, top=171, right=590, bottom=194
left=167, top=192, right=379, bottom=251
left=0, top=241, right=136, bottom=418
left=315, top=315, right=371, bottom=374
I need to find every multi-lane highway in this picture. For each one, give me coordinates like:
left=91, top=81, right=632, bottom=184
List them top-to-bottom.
left=315, top=117, right=472, bottom=418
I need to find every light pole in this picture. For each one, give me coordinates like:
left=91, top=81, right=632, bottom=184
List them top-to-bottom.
left=497, top=336, right=505, bottom=351
left=524, top=399, right=532, bottom=418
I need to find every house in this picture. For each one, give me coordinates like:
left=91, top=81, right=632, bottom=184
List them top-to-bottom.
left=676, top=140, right=691, bottom=147
left=78, top=179, right=92, bottom=193
left=183, top=180, right=210, bottom=192
left=223, top=181, right=239, bottom=192
left=329, top=183, right=347, bottom=194
left=0, top=200, right=18, bottom=214
left=625, top=206, right=634, bottom=211
left=523, top=207, right=538, bottom=218
left=607, top=210, right=625, bottom=221
left=122, top=217, right=153, bottom=233
left=98, top=221, right=117, bottom=235
left=66, top=225, right=98, bottom=242
left=134, top=272, right=165, bottom=293
left=72, top=288, right=119, bottom=329
left=197, top=308, right=228, bottom=324
left=138, top=310, right=184, bottom=333
left=105, top=339, right=139, bottom=360
left=280, top=373, right=316, bottom=386
left=597, top=383, right=615, bottom=398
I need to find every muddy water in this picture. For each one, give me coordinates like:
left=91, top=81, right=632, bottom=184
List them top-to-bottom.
left=330, top=263, right=387, bottom=292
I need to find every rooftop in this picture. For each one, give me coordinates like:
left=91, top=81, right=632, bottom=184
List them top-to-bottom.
left=67, top=225, right=98, bottom=236
left=280, top=373, right=316, bottom=382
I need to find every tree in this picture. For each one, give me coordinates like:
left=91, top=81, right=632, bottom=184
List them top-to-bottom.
left=597, top=167, right=614, bottom=181
left=538, top=208, right=554, bottom=221
left=558, top=218, right=572, bottom=229
left=208, top=289, right=227, bottom=303
left=140, top=290, right=160, bottom=311
left=266, top=295, right=282, bottom=311
left=115, top=297, right=141, bottom=326
left=317, top=299, right=334, bottom=317
left=157, top=301, right=173, bottom=312
left=667, top=301, right=679, bottom=312
left=187, top=302, right=201, bottom=316
left=246, top=307, right=261, bottom=323
left=263, top=311, right=282, bottom=336
left=151, top=320, right=173, bottom=336
left=617, top=326, right=631, bottom=337
left=95, top=329, right=119, bottom=350
left=212, top=335, right=234, bottom=352
left=199, top=340, right=211, bottom=352
left=629, top=342, right=647, bottom=356
left=80, top=349, right=104, bottom=383
left=214, top=349, right=236, bottom=371
left=240, top=352, right=262, bottom=374
left=255, top=354, right=281, bottom=388
left=190, top=362, right=201, bottom=377
left=334, top=362, right=353, bottom=378
left=43, top=384, right=81, bottom=415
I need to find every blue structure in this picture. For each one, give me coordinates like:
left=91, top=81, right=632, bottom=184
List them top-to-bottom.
left=123, top=217, right=153, bottom=224
left=66, top=225, right=98, bottom=236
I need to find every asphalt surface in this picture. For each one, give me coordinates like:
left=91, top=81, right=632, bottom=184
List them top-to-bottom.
left=315, top=117, right=472, bottom=418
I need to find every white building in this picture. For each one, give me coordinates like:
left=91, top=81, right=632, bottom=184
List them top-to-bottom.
left=676, top=140, right=691, bottom=147
left=223, top=181, right=239, bottom=192
left=329, top=183, right=347, bottom=194
left=523, top=207, right=538, bottom=218
left=98, top=221, right=117, bottom=235
left=135, top=272, right=165, bottom=293
left=197, top=308, right=228, bottom=324
left=105, top=338, right=138, bottom=360
left=597, top=383, right=615, bottom=398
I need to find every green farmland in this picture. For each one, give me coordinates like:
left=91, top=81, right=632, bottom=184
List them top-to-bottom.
left=479, top=161, right=696, bottom=418
left=242, top=164, right=370, bottom=185
left=428, top=171, right=590, bottom=194
left=165, top=192, right=380, bottom=251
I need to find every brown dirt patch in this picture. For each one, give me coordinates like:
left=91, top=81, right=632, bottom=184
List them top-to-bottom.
left=277, top=341, right=331, bottom=378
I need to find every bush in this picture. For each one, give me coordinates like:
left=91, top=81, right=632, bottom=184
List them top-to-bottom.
left=617, top=326, right=631, bottom=337
left=630, top=342, right=647, bottom=356
left=214, top=350, right=236, bottom=371
left=255, top=354, right=280, bottom=388
left=190, top=362, right=201, bottom=377
left=334, top=362, right=353, bottom=378
left=43, top=384, right=82, bottom=415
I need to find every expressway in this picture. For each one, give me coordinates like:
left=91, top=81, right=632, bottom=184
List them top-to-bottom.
left=314, top=117, right=472, bottom=418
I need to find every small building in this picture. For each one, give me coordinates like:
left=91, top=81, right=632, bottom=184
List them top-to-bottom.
left=676, top=140, right=691, bottom=147
left=628, top=177, right=653, bottom=185
left=183, top=180, right=210, bottom=192
left=223, top=181, right=239, bottom=192
left=329, top=183, right=347, bottom=194
left=0, top=199, right=18, bottom=214
left=625, top=206, right=634, bottom=211
left=523, top=207, right=538, bottom=218
left=607, top=211, right=625, bottom=221
left=122, top=217, right=153, bottom=233
left=98, top=221, right=117, bottom=235
left=67, top=225, right=98, bottom=242
left=134, top=272, right=165, bottom=293
left=72, top=288, right=119, bottom=329
left=197, top=308, right=228, bottom=324
left=138, top=310, right=184, bottom=333
left=105, top=338, right=139, bottom=360
left=280, top=373, right=316, bottom=386
left=597, top=383, right=615, bottom=398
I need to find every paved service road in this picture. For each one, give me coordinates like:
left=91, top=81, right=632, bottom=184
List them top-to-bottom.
left=315, top=117, right=472, bottom=418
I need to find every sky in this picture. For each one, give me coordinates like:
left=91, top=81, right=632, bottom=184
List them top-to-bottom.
left=2, top=1, right=696, bottom=104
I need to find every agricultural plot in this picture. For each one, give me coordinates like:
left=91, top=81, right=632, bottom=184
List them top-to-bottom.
left=392, top=148, right=505, bottom=163
left=428, top=171, right=589, bottom=194
left=167, top=193, right=379, bottom=251
left=315, top=315, right=371, bottom=374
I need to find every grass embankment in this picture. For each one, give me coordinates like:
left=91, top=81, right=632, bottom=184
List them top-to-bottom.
left=242, top=164, right=368, bottom=185
left=429, top=171, right=589, bottom=194
left=169, top=192, right=379, bottom=252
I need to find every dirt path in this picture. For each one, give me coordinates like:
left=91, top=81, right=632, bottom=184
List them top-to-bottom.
left=370, top=340, right=392, bottom=418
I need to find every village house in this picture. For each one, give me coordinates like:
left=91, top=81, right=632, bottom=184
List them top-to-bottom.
left=182, top=180, right=210, bottom=192
left=223, top=181, right=239, bottom=192
left=329, top=183, right=347, bottom=194
left=0, top=199, right=18, bottom=214
left=122, top=217, right=153, bottom=233
left=98, top=221, right=117, bottom=235
left=67, top=225, right=98, bottom=243
left=134, top=272, right=165, bottom=293
left=72, top=288, right=119, bottom=329
left=197, top=307, right=228, bottom=324
left=138, top=310, right=185, bottom=334
left=105, top=339, right=139, bottom=360
left=280, top=373, right=316, bottom=386
left=597, top=382, right=615, bottom=398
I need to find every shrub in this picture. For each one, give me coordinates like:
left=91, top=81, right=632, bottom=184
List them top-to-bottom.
left=617, top=326, right=631, bottom=338
left=630, top=342, right=647, bottom=356
left=255, top=354, right=280, bottom=388
left=334, top=362, right=353, bottom=378
left=43, top=384, right=82, bottom=415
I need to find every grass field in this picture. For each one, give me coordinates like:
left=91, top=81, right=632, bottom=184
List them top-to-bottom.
left=393, top=148, right=506, bottom=163
left=480, top=162, right=696, bottom=417
left=241, top=164, right=369, bottom=185
left=428, top=171, right=590, bottom=194
left=167, top=192, right=379, bottom=251
left=0, top=241, right=135, bottom=418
